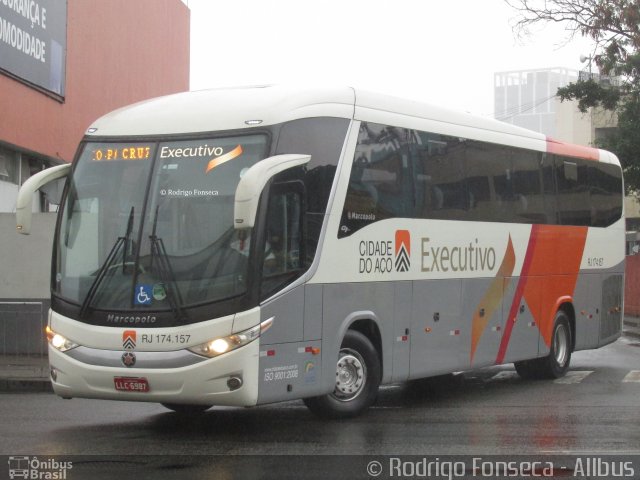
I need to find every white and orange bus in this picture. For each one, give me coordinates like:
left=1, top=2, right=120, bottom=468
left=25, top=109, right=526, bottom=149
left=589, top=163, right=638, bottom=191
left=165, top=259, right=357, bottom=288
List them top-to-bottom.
left=16, top=86, right=624, bottom=418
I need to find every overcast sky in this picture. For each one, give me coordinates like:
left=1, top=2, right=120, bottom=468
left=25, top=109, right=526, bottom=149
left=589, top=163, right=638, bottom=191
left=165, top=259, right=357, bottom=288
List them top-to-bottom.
left=189, top=0, right=594, bottom=117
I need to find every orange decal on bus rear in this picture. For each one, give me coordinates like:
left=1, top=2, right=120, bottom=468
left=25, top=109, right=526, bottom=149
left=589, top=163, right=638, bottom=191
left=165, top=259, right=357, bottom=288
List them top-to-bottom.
left=496, top=225, right=588, bottom=363
left=522, top=225, right=588, bottom=346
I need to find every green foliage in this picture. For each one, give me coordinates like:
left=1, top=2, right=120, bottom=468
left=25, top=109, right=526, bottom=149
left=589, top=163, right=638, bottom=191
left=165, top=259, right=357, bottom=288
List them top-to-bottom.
left=507, top=0, right=640, bottom=191
left=557, top=80, right=621, bottom=113
left=598, top=93, right=640, bottom=192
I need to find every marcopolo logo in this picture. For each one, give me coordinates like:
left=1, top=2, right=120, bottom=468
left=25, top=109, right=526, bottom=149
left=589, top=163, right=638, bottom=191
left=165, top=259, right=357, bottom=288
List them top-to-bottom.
left=359, top=230, right=411, bottom=274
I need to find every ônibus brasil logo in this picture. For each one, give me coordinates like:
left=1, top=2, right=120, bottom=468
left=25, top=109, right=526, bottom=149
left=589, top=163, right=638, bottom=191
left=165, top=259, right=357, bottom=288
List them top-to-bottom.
left=359, top=230, right=411, bottom=274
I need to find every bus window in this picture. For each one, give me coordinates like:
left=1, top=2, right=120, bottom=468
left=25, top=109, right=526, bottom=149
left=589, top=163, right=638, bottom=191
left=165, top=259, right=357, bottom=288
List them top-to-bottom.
left=276, top=117, right=349, bottom=266
left=339, top=123, right=412, bottom=237
left=413, top=131, right=467, bottom=221
left=465, top=141, right=497, bottom=222
left=510, top=149, right=545, bottom=224
left=540, top=153, right=558, bottom=224
left=556, top=156, right=591, bottom=226
left=589, top=162, right=623, bottom=227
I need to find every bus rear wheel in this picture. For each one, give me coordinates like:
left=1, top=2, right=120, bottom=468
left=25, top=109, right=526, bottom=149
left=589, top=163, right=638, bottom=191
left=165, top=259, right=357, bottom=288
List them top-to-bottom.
left=515, top=310, right=572, bottom=379
left=303, top=330, right=381, bottom=419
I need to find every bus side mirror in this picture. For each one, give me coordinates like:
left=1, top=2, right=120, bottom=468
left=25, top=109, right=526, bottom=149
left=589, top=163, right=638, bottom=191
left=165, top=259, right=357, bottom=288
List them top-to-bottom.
left=234, top=154, right=310, bottom=229
left=16, top=163, right=71, bottom=235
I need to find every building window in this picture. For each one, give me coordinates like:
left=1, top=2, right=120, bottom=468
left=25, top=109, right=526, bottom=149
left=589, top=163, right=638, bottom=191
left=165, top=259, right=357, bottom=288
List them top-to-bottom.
left=0, top=147, right=19, bottom=184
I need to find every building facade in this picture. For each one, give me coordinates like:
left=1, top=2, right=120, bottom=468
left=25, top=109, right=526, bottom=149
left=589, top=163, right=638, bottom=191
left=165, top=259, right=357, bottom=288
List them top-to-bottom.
left=0, top=0, right=190, bottom=355
left=494, top=68, right=578, bottom=138
left=494, top=68, right=619, bottom=147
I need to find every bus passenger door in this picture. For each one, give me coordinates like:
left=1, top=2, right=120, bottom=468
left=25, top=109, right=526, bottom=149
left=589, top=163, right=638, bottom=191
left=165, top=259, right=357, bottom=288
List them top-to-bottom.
left=259, top=181, right=307, bottom=344
left=409, top=279, right=464, bottom=379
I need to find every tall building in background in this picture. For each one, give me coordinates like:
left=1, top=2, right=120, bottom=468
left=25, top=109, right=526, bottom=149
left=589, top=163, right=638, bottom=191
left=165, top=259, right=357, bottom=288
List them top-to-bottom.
left=0, top=0, right=190, bottom=355
left=494, top=67, right=577, bottom=138
left=494, top=67, right=619, bottom=146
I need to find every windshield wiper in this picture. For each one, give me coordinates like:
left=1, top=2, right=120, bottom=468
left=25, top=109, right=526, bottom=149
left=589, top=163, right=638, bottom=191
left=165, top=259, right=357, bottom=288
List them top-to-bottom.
left=149, top=205, right=187, bottom=321
left=79, top=207, right=135, bottom=319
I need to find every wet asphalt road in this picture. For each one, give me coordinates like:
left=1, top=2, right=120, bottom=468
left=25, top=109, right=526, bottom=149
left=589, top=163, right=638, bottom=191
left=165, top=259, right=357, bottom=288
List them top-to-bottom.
left=1, top=336, right=639, bottom=479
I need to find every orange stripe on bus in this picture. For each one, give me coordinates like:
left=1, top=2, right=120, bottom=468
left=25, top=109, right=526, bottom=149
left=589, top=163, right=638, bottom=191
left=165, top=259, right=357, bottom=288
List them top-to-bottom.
left=546, top=137, right=599, bottom=161
left=205, top=145, right=243, bottom=174
left=471, top=235, right=516, bottom=363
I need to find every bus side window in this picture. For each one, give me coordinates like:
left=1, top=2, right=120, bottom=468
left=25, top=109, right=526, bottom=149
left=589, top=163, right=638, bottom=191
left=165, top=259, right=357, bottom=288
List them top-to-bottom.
left=339, top=122, right=411, bottom=237
left=412, top=132, right=467, bottom=221
left=511, top=149, right=544, bottom=224
left=556, top=157, right=591, bottom=226
left=589, top=161, right=623, bottom=227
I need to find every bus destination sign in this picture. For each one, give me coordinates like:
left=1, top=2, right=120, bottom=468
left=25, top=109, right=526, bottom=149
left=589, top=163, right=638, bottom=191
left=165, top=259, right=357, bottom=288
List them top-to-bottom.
left=91, top=146, right=152, bottom=162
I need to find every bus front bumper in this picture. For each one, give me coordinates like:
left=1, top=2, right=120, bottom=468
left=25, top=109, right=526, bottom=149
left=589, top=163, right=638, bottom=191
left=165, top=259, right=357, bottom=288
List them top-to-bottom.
left=47, top=340, right=260, bottom=406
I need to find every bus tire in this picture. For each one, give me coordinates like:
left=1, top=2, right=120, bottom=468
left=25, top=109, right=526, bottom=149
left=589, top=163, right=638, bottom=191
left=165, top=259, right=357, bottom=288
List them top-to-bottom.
left=515, top=310, right=572, bottom=380
left=538, top=311, right=572, bottom=378
left=303, top=330, right=381, bottom=419
left=513, top=359, right=538, bottom=379
left=161, top=403, right=212, bottom=414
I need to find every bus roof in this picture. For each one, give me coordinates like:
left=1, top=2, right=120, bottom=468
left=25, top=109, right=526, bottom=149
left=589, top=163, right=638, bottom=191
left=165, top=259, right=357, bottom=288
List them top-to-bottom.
left=85, top=85, right=619, bottom=165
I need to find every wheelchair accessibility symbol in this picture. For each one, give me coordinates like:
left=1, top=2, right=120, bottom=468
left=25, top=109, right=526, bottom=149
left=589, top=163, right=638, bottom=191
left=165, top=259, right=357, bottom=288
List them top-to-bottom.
left=134, top=284, right=153, bottom=305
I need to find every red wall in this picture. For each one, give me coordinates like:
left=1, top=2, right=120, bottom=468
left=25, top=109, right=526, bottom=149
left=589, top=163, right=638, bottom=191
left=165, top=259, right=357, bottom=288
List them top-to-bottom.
left=0, top=0, right=190, bottom=162
left=625, top=255, right=640, bottom=316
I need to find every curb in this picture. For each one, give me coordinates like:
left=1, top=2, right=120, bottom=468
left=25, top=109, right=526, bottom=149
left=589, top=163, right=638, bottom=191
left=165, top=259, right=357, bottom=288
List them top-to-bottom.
left=623, top=318, right=640, bottom=339
left=623, top=328, right=640, bottom=340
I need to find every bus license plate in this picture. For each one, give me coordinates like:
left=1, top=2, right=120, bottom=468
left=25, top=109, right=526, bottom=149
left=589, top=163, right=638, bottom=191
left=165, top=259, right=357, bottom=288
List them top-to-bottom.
left=114, top=377, right=150, bottom=393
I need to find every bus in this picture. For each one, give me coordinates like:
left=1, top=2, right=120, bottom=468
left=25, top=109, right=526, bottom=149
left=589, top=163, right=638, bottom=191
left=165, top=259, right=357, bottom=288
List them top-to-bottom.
left=16, top=85, right=625, bottom=418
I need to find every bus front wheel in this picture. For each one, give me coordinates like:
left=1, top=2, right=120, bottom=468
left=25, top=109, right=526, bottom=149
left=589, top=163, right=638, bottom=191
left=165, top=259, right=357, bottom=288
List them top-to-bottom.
left=303, top=330, right=381, bottom=419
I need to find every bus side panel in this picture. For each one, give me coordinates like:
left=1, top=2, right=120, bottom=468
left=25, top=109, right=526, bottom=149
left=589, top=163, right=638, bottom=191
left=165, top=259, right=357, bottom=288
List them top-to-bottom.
left=573, top=273, right=603, bottom=350
left=600, top=273, right=624, bottom=346
left=501, top=276, right=542, bottom=364
left=463, top=277, right=505, bottom=369
left=409, top=279, right=464, bottom=379
left=392, top=281, right=412, bottom=382
left=304, top=284, right=323, bottom=341
left=257, top=285, right=326, bottom=404
left=260, top=286, right=305, bottom=345
left=257, top=339, right=324, bottom=404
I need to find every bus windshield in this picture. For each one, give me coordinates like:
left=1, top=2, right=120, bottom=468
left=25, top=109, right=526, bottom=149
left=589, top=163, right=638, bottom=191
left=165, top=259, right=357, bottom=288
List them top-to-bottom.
left=55, top=135, right=268, bottom=315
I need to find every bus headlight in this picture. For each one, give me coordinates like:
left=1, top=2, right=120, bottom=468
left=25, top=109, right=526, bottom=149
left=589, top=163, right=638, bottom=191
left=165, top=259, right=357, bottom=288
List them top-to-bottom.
left=188, top=323, right=263, bottom=358
left=45, top=326, right=79, bottom=352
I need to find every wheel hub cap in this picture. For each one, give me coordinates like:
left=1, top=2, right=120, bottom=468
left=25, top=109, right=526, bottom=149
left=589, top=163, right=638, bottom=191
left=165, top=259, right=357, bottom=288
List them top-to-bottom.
left=554, top=324, right=568, bottom=367
left=333, top=350, right=366, bottom=402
